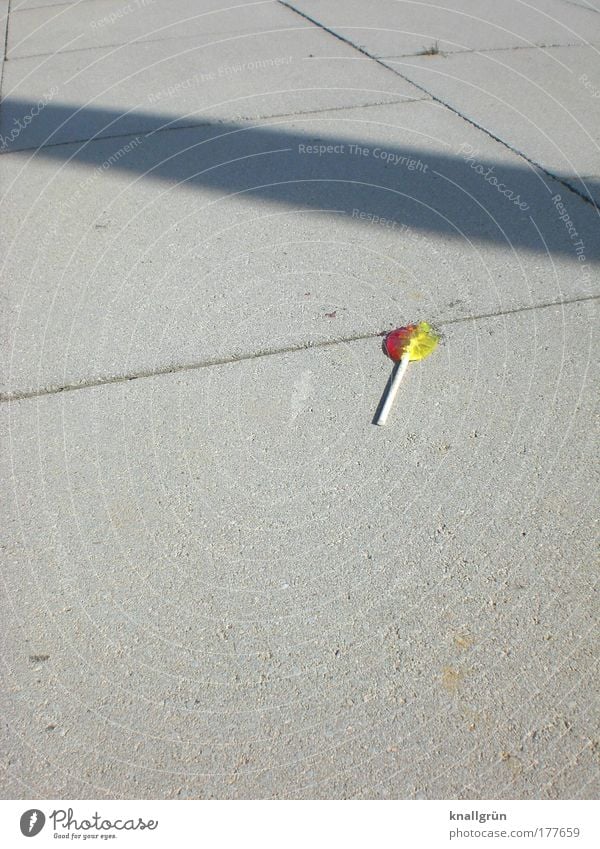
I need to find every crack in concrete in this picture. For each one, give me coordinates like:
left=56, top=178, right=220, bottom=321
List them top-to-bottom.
left=2, top=295, right=597, bottom=403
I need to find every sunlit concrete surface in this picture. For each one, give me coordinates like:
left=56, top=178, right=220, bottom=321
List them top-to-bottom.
left=1, top=0, right=598, bottom=800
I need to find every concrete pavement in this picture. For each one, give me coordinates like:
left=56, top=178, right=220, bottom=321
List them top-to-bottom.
left=1, top=0, right=598, bottom=799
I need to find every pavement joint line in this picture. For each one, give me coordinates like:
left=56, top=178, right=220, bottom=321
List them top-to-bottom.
left=0, top=0, right=10, bottom=99
left=12, top=0, right=108, bottom=12
left=277, top=0, right=600, bottom=210
left=4, top=2, right=286, bottom=61
left=4, top=27, right=294, bottom=63
left=6, top=33, right=598, bottom=64
left=382, top=39, right=600, bottom=59
left=0, top=96, right=425, bottom=156
left=2, top=294, right=597, bottom=404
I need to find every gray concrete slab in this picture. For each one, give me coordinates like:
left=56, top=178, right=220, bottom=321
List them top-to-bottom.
left=0, top=0, right=7, bottom=39
left=2, top=0, right=598, bottom=804
left=7, top=0, right=303, bottom=59
left=14, top=0, right=85, bottom=8
left=276, top=0, right=600, bottom=58
left=0, top=1, right=8, bottom=84
left=0, top=25, right=425, bottom=150
left=386, top=45, right=600, bottom=205
left=2, top=99, right=598, bottom=399
left=1, top=299, right=597, bottom=799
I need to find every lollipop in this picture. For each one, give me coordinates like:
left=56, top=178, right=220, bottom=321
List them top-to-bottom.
left=374, top=321, right=439, bottom=426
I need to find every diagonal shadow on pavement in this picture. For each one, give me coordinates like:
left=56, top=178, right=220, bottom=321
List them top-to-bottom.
left=2, top=98, right=599, bottom=263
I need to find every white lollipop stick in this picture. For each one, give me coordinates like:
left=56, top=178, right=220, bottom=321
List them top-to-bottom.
left=374, top=351, right=410, bottom=426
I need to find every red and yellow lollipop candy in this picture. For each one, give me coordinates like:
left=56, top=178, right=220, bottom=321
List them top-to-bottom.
left=374, top=321, right=439, bottom=426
